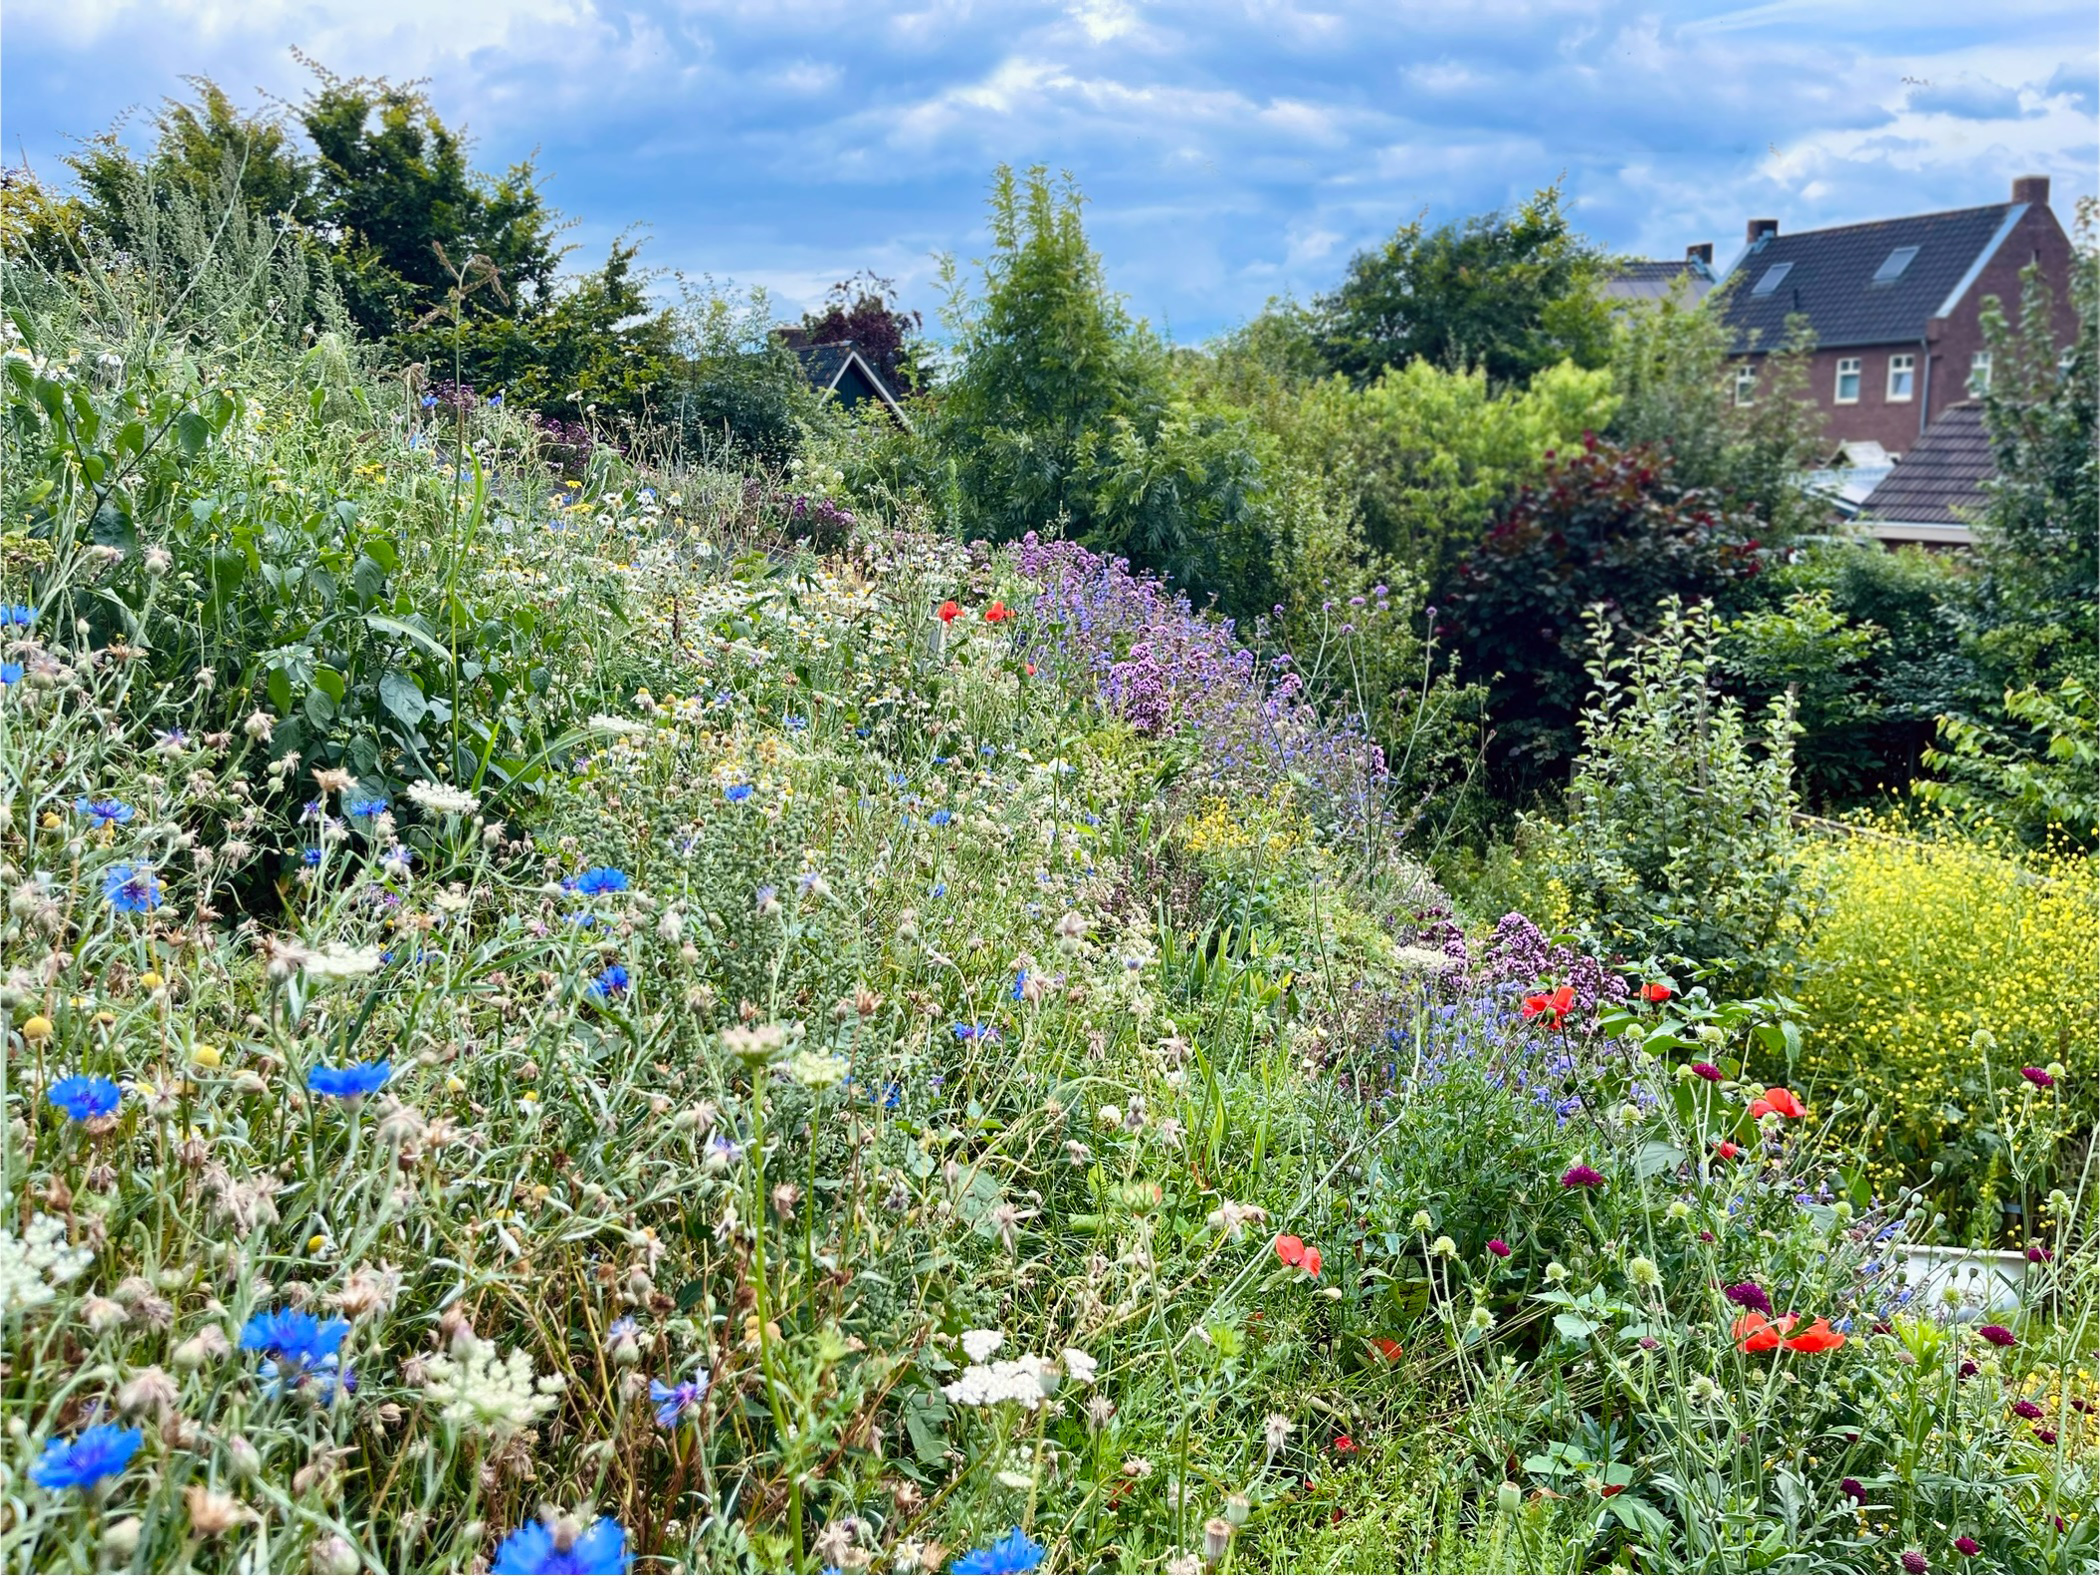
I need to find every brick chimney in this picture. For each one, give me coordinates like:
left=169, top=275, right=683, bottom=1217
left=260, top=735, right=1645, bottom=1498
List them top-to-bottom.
left=2011, top=174, right=2050, bottom=206
left=1747, top=218, right=1778, bottom=243
left=1686, top=242, right=1714, bottom=267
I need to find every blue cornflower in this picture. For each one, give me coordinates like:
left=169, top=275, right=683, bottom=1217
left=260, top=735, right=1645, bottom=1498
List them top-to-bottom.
left=487, top=393, right=504, bottom=407
left=421, top=394, right=438, bottom=409
left=2, top=604, right=34, bottom=626
left=0, top=662, right=22, bottom=684
left=784, top=715, right=808, bottom=731
left=725, top=783, right=754, bottom=803
left=74, top=796, right=135, bottom=827
left=347, top=797, right=390, bottom=819
left=928, top=809, right=953, bottom=827
left=302, top=848, right=324, bottom=867
left=101, top=863, right=160, bottom=913
left=565, top=867, right=630, bottom=896
left=929, top=882, right=947, bottom=899
left=588, top=965, right=631, bottom=1000
left=1010, top=970, right=1028, bottom=1002
left=952, top=1023, right=997, bottom=1043
left=308, top=1061, right=392, bottom=1101
left=48, top=1075, right=123, bottom=1122
left=239, top=1308, right=351, bottom=1368
left=260, top=1353, right=353, bottom=1400
left=648, top=1371, right=710, bottom=1426
left=32, top=1424, right=142, bottom=1493
left=492, top=1516, right=631, bottom=1575
left=951, top=1527, right=1045, bottom=1574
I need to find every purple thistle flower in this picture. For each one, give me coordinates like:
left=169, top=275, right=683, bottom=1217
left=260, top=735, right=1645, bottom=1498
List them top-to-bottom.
left=1724, top=1282, right=1773, bottom=1317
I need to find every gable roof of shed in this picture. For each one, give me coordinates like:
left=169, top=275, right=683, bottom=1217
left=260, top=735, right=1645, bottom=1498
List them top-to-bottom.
left=1717, top=203, right=2025, bottom=352
left=1856, top=402, right=1995, bottom=526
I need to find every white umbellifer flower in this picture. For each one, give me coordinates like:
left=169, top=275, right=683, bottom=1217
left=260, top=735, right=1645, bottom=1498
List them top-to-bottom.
left=588, top=714, right=650, bottom=735
left=404, top=780, right=480, bottom=816
left=301, top=944, right=384, bottom=980
left=1393, top=944, right=1460, bottom=974
left=0, top=1215, right=94, bottom=1313
left=960, top=1328, right=1005, bottom=1363
left=421, top=1334, right=560, bottom=1440
left=1061, top=1348, right=1098, bottom=1385
left=942, top=1358, right=1050, bottom=1410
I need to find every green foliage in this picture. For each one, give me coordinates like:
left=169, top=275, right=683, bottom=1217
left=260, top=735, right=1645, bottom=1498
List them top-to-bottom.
left=926, top=166, right=1278, bottom=612
left=1314, top=183, right=1613, bottom=388
left=666, top=280, right=824, bottom=465
left=1606, top=284, right=1827, bottom=541
left=1240, top=359, right=1616, bottom=580
left=1437, top=437, right=1764, bottom=796
left=1720, top=589, right=1886, bottom=806
left=1521, top=600, right=1816, bottom=976
left=1919, top=677, right=2099, bottom=847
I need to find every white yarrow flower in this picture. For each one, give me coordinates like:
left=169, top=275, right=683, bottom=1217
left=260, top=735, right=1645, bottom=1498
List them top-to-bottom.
left=404, top=780, right=480, bottom=816
left=0, top=1215, right=94, bottom=1313
left=960, top=1328, right=1005, bottom=1363
left=421, top=1334, right=559, bottom=1440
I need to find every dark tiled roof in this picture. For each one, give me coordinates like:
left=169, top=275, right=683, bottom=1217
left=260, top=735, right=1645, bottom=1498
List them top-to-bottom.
left=1717, top=203, right=2021, bottom=352
left=1601, top=259, right=1714, bottom=302
left=790, top=344, right=855, bottom=388
left=1858, top=403, right=1995, bottom=524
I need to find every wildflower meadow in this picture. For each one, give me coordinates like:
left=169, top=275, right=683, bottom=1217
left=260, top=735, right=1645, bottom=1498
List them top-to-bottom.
left=2, top=117, right=2096, bottom=1576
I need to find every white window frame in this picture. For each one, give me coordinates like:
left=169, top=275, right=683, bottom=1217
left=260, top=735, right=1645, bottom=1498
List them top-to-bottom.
left=1968, top=351, right=1991, bottom=395
left=1887, top=353, right=1916, bottom=403
left=1834, top=357, right=1861, bottom=404
left=1733, top=365, right=1756, bottom=407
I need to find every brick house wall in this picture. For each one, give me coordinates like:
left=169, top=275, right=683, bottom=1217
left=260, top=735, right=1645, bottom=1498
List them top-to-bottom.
left=1730, top=182, right=2078, bottom=458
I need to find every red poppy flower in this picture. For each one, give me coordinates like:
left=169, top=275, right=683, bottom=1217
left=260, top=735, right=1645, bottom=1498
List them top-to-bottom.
left=936, top=599, right=963, bottom=624
left=983, top=600, right=1016, bottom=623
left=1024, top=662, right=1037, bottom=676
left=1640, top=982, right=1672, bottom=1003
left=1521, top=985, right=1576, bottom=1028
left=1750, top=1085, right=1805, bottom=1119
left=1714, top=1140, right=1740, bottom=1160
left=1275, top=1234, right=1305, bottom=1267
left=1302, top=1246, right=1322, bottom=1278
left=1733, top=1311, right=1799, bottom=1353
left=1781, top=1317, right=1846, bottom=1353
left=1370, top=1337, right=1403, bottom=1363
left=1333, top=1434, right=1358, bottom=1455
left=1598, top=1484, right=1625, bottom=1499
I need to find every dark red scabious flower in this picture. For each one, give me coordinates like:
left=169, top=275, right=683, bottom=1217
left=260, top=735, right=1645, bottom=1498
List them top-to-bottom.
left=1690, top=1061, right=1722, bottom=1081
left=2019, top=1066, right=2054, bottom=1088
left=1560, top=1163, right=1605, bottom=1189
left=1697, top=1230, right=1715, bottom=1243
left=1487, top=1238, right=1511, bottom=1258
left=2025, top=1245, right=2052, bottom=1262
left=1725, top=1282, right=1773, bottom=1317
left=1978, top=1324, right=2017, bottom=1347
left=1958, top=1360, right=1978, bottom=1379
left=2012, top=1399, right=2045, bottom=1420
left=2036, top=1428, right=2057, bottom=1445
left=1839, top=1477, right=1866, bottom=1503
left=1954, top=1537, right=1981, bottom=1557
left=1901, top=1551, right=1928, bottom=1575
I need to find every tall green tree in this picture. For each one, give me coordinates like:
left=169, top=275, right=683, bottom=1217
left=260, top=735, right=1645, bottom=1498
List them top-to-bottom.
left=1315, top=183, right=1612, bottom=388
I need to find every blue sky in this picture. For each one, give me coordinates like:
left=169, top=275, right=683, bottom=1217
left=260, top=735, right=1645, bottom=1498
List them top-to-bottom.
left=5, top=1, right=2094, bottom=341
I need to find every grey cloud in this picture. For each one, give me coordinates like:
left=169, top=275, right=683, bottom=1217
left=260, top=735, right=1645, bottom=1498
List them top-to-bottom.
left=1906, top=75, right=2026, bottom=120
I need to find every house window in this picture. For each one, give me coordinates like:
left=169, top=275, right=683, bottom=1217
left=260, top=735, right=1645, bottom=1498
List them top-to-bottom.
left=1870, top=246, right=1920, bottom=284
left=1751, top=262, right=1793, bottom=297
left=1968, top=352, right=1991, bottom=395
left=1887, top=354, right=1916, bottom=402
left=1835, top=358, right=1861, bottom=404
left=1734, top=366, right=1756, bottom=406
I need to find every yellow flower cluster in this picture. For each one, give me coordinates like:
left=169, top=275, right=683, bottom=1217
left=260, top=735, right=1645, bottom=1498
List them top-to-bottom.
left=1175, top=787, right=1307, bottom=860
left=1791, top=823, right=2097, bottom=1191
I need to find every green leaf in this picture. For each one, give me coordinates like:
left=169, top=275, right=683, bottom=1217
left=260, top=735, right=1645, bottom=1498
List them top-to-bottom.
left=379, top=670, right=428, bottom=728
left=1553, top=1312, right=1600, bottom=1343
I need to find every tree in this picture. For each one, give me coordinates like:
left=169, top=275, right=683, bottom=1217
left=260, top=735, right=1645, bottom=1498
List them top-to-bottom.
left=297, top=63, right=565, bottom=340
left=928, top=166, right=1276, bottom=611
left=1314, top=183, right=1612, bottom=388
left=1437, top=434, right=1764, bottom=799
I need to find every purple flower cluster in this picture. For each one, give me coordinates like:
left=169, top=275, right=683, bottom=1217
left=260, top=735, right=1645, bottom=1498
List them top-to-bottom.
left=1011, top=534, right=1389, bottom=824
left=1474, top=913, right=1630, bottom=1020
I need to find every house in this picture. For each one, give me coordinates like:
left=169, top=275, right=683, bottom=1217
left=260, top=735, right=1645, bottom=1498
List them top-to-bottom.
left=1714, top=176, right=2077, bottom=456
left=1599, top=244, right=1717, bottom=307
left=788, top=343, right=910, bottom=427
left=1853, top=402, right=1994, bottom=549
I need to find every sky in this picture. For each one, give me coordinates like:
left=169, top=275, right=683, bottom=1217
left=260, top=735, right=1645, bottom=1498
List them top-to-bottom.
left=4, top=1, right=2095, bottom=341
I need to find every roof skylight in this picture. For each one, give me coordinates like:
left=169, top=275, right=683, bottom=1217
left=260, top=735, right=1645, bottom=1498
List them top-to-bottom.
left=1871, top=246, right=1920, bottom=284
left=1751, top=262, right=1793, bottom=297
